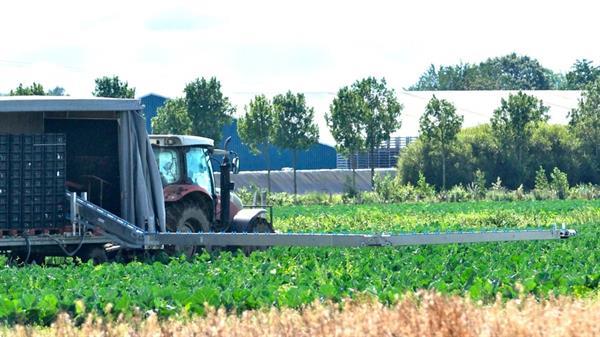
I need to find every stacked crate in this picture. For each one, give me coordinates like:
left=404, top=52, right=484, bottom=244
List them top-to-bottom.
left=0, top=134, right=66, bottom=232
left=0, top=135, right=8, bottom=230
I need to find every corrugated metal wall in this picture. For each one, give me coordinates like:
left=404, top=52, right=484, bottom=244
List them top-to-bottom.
left=140, top=94, right=168, bottom=133
left=141, top=94, right=337, bottom=171
left=217, top=120, right=336, bottom=171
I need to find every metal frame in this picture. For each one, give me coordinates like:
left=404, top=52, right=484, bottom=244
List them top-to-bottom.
left=0, top=192, right=576, bottom=253
left=66, top=193, right=575, bottom=250
left=146, top=228, right=573, bottom=248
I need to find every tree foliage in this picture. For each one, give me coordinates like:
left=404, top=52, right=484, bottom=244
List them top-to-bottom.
left=410, top=53, right=555, bottom=90
left=565, top=59, right=600, bottom=90
left=92, top=76, right=135, bottom=98
left=184, top=77, right=234, bottom=143
left=352, top=77, right=403, bottom=187
left=569, top=79, right=600, bottom=182
left=9, top=83, right=46, bottom=96
left=46, top=86, right=66, bottom=96
left=326, top=86, right=366, bottom=189
left=272, top=91, right=319, bottom=195
left=491, top=92, right=549, bottom=185
left=238, top=95, right=275, bottom=192
left=238, top=95, right=275, bottom=155
left=419, top=96, right=464, bottom=189
left=151, top=98, right=192, bottom=135
left=398, top=123, right=582, bottom=190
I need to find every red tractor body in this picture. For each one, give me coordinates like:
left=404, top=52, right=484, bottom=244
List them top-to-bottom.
left=149, top=135, right=264, bottom=253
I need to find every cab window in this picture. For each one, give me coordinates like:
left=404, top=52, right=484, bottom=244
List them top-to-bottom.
left=186, top=147, right=213, bottom=194
left=154, top=148, right=180, bottom=185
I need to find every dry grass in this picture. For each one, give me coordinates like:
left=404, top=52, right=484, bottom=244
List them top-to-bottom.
left=3, top=291, right=599, bottom=337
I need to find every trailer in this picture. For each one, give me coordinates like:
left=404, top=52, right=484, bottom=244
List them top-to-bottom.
left=0, top=97, right=576, bottom=263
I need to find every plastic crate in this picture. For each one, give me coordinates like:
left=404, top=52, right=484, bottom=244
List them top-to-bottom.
left=1, top=133, right=66, bottom=230
left=0, top=172, right=7, bottom=188
left=24, top=195, right=43, bottom=204
left=44, top=196, right=56, bottom=205
left=9, top=212, right=22, bottom=230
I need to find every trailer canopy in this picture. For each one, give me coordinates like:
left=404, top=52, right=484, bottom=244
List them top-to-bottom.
left=0, top=96, right=166, bottom=232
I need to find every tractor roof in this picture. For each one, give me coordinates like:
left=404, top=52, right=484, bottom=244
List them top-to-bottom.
left=0, top=96, right=142, bottom=112
left=149, top=134, right=214, bottom=147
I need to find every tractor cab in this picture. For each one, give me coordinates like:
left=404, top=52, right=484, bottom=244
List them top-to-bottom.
left=150, top=135, right=217, bottom=195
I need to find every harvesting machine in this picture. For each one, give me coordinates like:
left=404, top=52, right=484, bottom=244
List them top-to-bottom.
left=0, top=97, right=576, bottom=263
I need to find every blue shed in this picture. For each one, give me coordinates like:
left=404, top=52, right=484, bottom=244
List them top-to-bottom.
left=140, top=93, right=337, bottom=171
left=140, top=93, right=168, bottom=132
left=218, top=119, right=336, bottom=171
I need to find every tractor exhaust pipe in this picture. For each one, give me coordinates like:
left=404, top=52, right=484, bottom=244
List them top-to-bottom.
left=220, top=137, right=233, bottom=230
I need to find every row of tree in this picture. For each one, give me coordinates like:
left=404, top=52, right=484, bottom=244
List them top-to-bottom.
left=410, top=54, right=600, bottom=91
left=6, top=76, right=135, bottom=98
left=151, top=76, right=404, bottom=195
left=151, top=78, right=320, bottom=195
left=400, top=79, right=600, bottom=189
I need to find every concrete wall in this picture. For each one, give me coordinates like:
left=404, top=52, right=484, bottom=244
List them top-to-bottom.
left=216, top=168, right=397, bottom=194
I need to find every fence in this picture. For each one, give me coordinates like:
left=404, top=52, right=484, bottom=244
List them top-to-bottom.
left=336, top=136, right=417, bottom=169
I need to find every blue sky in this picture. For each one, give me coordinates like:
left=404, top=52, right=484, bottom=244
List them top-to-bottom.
left=0, top=0, right=598, bottom=142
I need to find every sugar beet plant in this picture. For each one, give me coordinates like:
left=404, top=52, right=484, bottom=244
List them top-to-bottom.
left=0, top=200, right=598, bottom=324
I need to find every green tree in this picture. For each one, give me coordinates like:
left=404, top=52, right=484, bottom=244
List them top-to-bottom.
left=410, top=53, right=555, bottom=90
left=479, top=53, right=552, bottom=90
left=565, top=59, right=600, bottom=90
left=410, top=65, right=439, bottom=90
left=92, top=76, right=135, bottom=98
left=184, top=77, right=234, bottom=143
left=354, top=77, right=403, bottom=188
left=569, top=79, right=600, bottom=183
left=9, top=83, right=45, bottom=95
left=46, top=86, right=66, bottom=96
left=326, top=86, right=366, bottom=190
left=272, top=91, right=319, bottom=195
left=491, top=91, right=549, bottom=185
left=238, top=95, right=275, bottom=193
left=419, top=96, right=464, bottom=189
left=151, top=98, right=192, bottom=135
left=534, top=166, right=549, bottom=191
left=550, top=167, right=570, bottom=199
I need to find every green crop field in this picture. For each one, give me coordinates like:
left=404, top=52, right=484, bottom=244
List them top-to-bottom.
left=0, top=200, right=598, bottom=325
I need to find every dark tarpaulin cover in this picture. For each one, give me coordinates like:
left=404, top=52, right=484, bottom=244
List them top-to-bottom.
left=119, top=111, right=166, bottom=232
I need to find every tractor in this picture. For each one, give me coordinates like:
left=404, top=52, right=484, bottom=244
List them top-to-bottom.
left=150, top=134, right=274, bottom=256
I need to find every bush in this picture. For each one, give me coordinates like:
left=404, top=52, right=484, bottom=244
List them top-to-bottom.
left=398, top=123, right=590, bottom=190
left=533, top=167, right=554, bottom=200
left=550, top=167, right=570, bottom=200
left=467, top=169, right=487, bottom=200
left=416, top=172, right=436, bottom=201
left=373, top=173, right=399, bottom=203
left=485, top=177, right=512, bottom=201
left=568, top=183, right=600, bottom=200
left=445, top=184, right=470, bottom=202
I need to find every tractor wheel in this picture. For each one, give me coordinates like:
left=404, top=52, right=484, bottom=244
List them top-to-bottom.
left=165, top=201, right=211, bottom=258
left=236, top=218, right=275, bottom=255
left=80, top=246, right=108, bottom=264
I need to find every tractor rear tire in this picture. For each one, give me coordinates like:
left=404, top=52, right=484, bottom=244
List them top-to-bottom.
left=165, top=201, right=211, bottom=258
left=236, top=218, right=275, bottom=255
left=80, top=246, right=108, bottom=264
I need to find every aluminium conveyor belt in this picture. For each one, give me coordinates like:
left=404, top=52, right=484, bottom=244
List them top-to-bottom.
left=67, top=192, right=577, bottom=251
